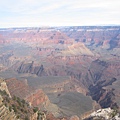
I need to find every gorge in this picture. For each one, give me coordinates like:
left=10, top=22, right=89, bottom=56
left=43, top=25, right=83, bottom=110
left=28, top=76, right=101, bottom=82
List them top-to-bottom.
left=0, top=26, right=120, bottom=119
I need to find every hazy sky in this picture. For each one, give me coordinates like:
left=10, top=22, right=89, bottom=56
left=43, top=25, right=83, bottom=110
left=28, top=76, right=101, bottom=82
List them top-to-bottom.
left=0, top=0, right=120, bottom=28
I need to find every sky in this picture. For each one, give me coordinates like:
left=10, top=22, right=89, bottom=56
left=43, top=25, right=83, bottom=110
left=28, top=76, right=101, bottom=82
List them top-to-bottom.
left=0, top=0, right=120, bottom=28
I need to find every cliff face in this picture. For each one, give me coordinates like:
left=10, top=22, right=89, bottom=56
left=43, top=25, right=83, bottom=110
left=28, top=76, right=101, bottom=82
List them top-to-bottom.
left=63, top=26, right=120, bottom=49
left=84, top=59, right=119, bottom=108
left=11, top=61, right=47, bottom=76
left=5, top=78, right=50, bottom=109
left=6, top=78, right=33, bottom=99
left=0, top=79, right=11, bottom=98
left=0, top=80, right=17, bottom=120
left=89, top=84, right=117, bottom=108
left=25, top=89, right=50, bottom=108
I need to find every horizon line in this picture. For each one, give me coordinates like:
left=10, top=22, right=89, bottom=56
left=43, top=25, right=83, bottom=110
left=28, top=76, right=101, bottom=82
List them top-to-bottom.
left=0, top=24, right=120, bottom=29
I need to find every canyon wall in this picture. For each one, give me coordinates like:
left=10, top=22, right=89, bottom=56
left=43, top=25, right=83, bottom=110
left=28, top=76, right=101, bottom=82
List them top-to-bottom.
left=0, top=26, right=120, bottom=118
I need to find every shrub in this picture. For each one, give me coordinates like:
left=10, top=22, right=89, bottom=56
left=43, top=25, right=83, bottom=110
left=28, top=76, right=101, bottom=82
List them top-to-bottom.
left=21, top=99, right=26, bottom=104
left=9, top=106, right=12, bottom=112
left=13, top=106, right=17, bottom=113
left=33, top=107, right=38, bottom=113
left=25, top=116, right=29, bottom=120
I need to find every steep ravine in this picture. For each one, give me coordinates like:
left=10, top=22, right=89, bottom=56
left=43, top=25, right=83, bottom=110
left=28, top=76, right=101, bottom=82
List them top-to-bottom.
left=9, top=59, right=119, bottom=110
left=86, top=59, right=119, bottom=109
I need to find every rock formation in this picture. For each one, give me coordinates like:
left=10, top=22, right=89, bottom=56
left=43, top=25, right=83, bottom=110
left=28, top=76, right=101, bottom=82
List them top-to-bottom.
left=0, top=26, right=120, bottom=119
left=0, top=78, right=11, bottom=98
left=5, top=78, right=50, bottom=109
left=0, top=94, right=17, bottom=120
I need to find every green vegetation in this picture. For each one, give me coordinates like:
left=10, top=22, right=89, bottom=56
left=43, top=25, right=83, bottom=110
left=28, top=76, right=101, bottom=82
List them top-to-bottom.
left=0, top=90, right=9, bottom=96
left=9, top=106, right=12, bottom=112
left=33, top=107, right=38, bottom=113
left=110, top=109, right=118, bottom=118
left=25, top=116, right=29, bottom=120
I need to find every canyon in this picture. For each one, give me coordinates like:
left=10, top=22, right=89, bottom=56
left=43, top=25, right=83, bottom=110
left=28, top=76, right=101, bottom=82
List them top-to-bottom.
left=0, top=26, right=120, bottom=119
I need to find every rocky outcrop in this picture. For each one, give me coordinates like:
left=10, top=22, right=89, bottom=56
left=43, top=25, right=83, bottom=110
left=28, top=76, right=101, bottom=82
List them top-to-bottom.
left=61, top=43, right=94, bottom=56
left=11, top=61, right=47, bottom=76
left=0, top=78, right=11, bottom=98
left=0, top=78, right=41, bottom=120
left=0, top=95, right=17, bottom=120
left=84, top=108, right=120, bottom=120
left=30, top=112, right=39, bottom=120
left=70, top=115, right=80, bottom=120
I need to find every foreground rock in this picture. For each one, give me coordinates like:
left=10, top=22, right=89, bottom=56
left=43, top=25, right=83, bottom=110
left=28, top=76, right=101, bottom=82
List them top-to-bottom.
left=84, top=108, right=120, bottom=120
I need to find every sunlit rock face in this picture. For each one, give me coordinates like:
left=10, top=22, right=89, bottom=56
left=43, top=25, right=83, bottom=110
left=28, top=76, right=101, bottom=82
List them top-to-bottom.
left=5, top=78, right=50, bottom=108
left=84, top=108, right=120, bottom=120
